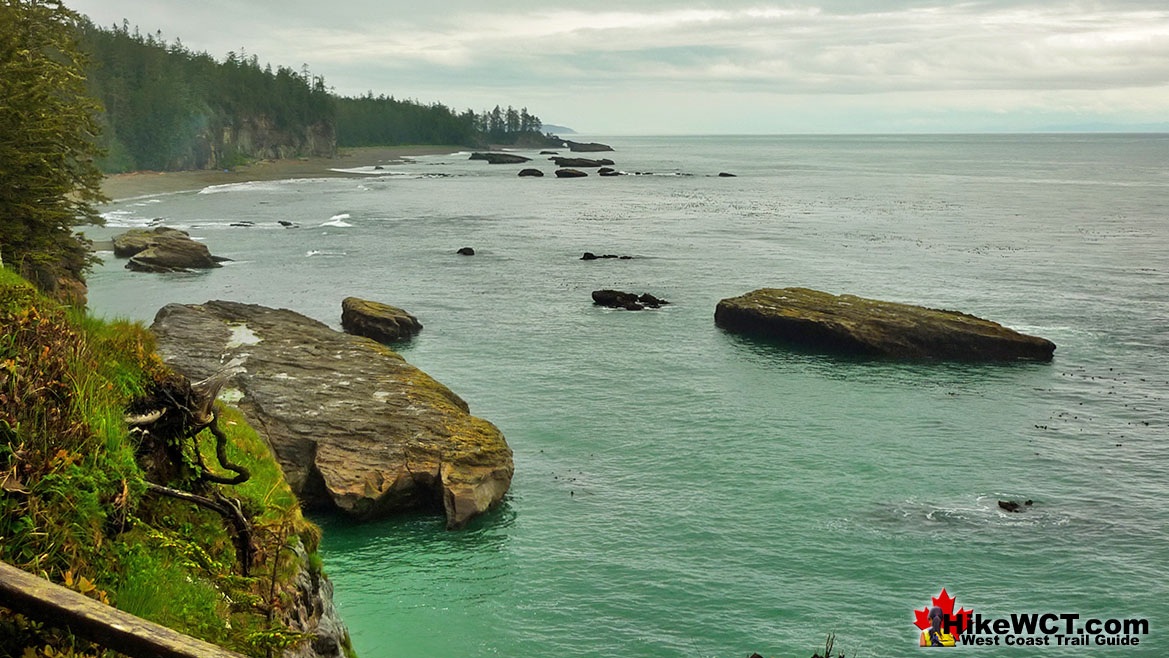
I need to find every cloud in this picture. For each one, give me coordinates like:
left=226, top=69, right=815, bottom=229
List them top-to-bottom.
left=65, top=0, right=1169, bottom=132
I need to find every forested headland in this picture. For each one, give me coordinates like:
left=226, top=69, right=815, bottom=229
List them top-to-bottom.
left=81, top=20, right=560, bottom=173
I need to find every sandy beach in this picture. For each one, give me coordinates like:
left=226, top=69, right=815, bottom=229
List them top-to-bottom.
left=100, top=145, right=461, bottom=201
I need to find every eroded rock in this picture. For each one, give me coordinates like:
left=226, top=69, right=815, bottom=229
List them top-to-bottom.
left=469, top=152, right=530, bottom=164
left=551, top=157, right=614, bottom=168
left=518, top=168, right=544, bottom=177
left=555, top=169, right=587, bottom=178
left=112, top=227, right=190, bottom=258
left=715, top=287, right=1056, bottom=360
left=592, top=290, right=669, bottom=310
left=341, top=296, right=422, bottom=343
left=150, top=301, right=514, bottom=529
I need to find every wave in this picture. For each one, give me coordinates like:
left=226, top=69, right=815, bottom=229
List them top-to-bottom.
left=197, top=178, right=337, bottom=195
left=329, top=213, right=350, bottom=221
left=320, top=218, right=353, bottom=228
left=306, top=250, right=348, bottom=257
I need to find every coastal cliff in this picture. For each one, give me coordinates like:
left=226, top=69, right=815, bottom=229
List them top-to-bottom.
left=0, top=269, right=354, bottom=658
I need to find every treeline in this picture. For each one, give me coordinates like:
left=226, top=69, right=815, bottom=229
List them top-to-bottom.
left=80, top=20, right=334, bottom=172
left=81, top=21, right=558, bottom=172
left=335, top=96, right=554, bottom=148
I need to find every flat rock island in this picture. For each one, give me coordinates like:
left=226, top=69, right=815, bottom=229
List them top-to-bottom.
left=715, top=287, right=1056, bottom=361
left=151, top=300, right=513, bottom=529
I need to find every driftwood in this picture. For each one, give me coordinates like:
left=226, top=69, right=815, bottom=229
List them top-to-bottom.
left=127, top=364, right=254, bottom=573
left=0, top=560, right=247, bottom=658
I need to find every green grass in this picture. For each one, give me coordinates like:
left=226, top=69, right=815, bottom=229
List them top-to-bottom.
left=0, top=267, right=348, bottom=657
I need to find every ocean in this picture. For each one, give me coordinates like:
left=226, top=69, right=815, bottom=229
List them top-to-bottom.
left=86, top=135, right=1169, bottom=656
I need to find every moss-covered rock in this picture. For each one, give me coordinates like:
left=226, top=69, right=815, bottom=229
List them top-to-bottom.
left=715, top=287, right=1055, bottom=361
left=151, top=300, right=513, bottom=529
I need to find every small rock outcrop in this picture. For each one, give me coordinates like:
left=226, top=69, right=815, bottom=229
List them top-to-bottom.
left=565, top=140, right=614, bottom=152
left=539, top=150, right=559, bottom=155
left=469, top=152, right=530, bottom=164
left=551, top=157, right=614, bottom=168
left=518, top=168, right=544, bottom=177
left=555, top=169, right=587, bottom=178
left=718, top=172, right=737, bottom=177
left=112, top=227, right=190, bottom=257
left=113, top=227, right=228, bottom=273
left=456, top=247, right=475, bottom=256
left=581, top=252, right=632, bottom=260
left=715, top=287, right=1056, bottom=361
left=592, top=290, right=669, bottom=310
left=341, top=297, right=422, bottom=343
left=150, top=301, right=514, bottom=529
left=998, top=500, right=1034, bottom=513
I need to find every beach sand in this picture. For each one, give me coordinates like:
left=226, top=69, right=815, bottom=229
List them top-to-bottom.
left=101, top=145, right=461, bottom=201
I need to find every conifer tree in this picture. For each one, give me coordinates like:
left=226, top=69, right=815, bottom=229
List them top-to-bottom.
left=0, top=0, right=105, bottom=288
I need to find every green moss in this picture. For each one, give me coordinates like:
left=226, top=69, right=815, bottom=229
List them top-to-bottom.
left=0, top=267, right=349, bottom=657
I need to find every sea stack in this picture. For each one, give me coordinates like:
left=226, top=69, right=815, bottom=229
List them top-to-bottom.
left=715, top=287, right=1056, bottom=361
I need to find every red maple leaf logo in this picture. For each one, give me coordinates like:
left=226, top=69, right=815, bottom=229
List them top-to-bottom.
left=914, top=588, right=971, bottom=638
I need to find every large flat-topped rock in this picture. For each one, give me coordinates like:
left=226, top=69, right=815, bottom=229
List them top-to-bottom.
left=715, top=287, right=1055, bottom=361
left=151, top=300, right=513, bottom=529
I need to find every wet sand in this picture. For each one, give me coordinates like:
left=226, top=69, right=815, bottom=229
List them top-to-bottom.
left=101, top=145, right=461, bottom=201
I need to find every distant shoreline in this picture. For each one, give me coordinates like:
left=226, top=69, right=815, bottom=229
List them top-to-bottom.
left=100, top=145, right=463, bottom=201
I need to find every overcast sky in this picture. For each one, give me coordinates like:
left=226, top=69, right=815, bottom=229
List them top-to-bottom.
left=67, top=1, right=1169, bottom=134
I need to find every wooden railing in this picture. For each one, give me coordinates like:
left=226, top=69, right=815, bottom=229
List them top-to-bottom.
left=0, top=561, right=246, bottom=658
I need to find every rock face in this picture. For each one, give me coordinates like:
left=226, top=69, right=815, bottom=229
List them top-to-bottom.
left=565, top=140, right=614, bottom=152
left=469, top=152, right=530, bottom=164
left=551, top=157, right=614, bottom=168
left=518, top=168, right=544, bottom=177
left=555, top=169, right=587, bottom=178
left=714, top=287, right=1056, bottom=361
left=592, top=290, right=669, bottom=310
left=340, top=297, right=422, bottom=343
left=150, top=301, right=514, bottom=529
left=282, top=539, right=351, bottom=658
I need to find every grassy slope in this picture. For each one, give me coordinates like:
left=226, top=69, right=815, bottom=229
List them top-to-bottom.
left=0, top=267, right=350, bottom=657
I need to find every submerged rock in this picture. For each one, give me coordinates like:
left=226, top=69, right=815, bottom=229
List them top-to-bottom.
left=565, top=140, right=614, bottom=152
left=539, top=150, right=559, bottom=155
left=469, top=152, right=530, bottom=164
left=551, top=157, right=614, bottom=168
left=597, top=167, right=620, bottom=176
left=518, top=168, right=544, bottom=177
left=555, top=169, right=587, bottom=178
left=718, top=172, right=737, bottom=177
left=456, top=247, right=476, bottom=256
left=581, top=252, right=632, bottom=260
left=715, top=287, right=1056, bottom=361
left=592, top=290, right=669, bottom=310
left=341, top=296, right=422, bottom=343
left=151, top=301, right=513, bottom=529
left=998, top=499, right=1033, bottom=513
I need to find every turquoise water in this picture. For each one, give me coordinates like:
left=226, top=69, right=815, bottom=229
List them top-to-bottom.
left=87, top=135, right=1169, bottom=656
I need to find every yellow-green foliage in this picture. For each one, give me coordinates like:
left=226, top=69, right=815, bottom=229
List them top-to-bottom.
left=0, top=268, right=341, bottom=657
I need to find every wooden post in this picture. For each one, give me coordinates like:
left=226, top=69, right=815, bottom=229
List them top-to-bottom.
left=0, top=561, right=247, bottom=658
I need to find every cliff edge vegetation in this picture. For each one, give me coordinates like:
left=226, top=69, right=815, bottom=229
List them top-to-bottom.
left=0, top=267, right=354, bottom=657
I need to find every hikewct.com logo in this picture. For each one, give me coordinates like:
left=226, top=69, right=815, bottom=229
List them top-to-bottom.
left=914, top=589, right=1149, bottom=648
